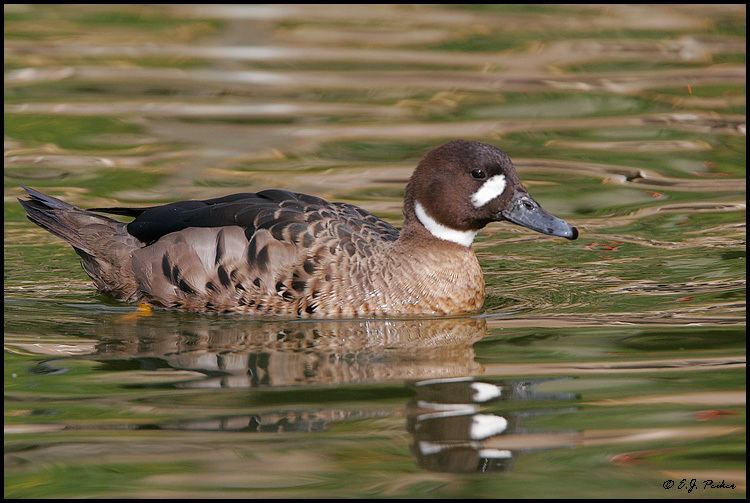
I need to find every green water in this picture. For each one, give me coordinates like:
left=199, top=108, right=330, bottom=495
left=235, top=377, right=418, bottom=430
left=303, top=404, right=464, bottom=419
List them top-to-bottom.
left=4, top=4, right=746, bottom=498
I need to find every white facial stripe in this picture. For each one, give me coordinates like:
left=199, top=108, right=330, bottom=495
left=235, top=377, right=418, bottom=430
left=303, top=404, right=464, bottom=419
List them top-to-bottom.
left=471, top=174, right=507, bottom=208
left=415, top=201, right=477, bottom=247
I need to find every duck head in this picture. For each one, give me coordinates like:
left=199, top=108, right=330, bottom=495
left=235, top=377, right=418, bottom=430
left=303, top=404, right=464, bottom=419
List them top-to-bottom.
left=403, top=140, right=578, bottom=246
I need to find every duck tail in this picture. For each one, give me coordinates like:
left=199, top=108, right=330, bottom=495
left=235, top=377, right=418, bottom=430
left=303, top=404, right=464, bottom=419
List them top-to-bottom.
left=18, top=186, right=143, bottom=301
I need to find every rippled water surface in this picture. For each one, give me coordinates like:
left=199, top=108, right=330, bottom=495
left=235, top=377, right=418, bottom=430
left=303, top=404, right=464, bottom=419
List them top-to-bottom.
left=4, top=4, right=746, bottom=498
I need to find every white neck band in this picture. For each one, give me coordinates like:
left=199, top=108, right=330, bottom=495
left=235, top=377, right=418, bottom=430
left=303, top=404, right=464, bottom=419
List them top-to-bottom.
left=414, top=201, right=477, bottom=247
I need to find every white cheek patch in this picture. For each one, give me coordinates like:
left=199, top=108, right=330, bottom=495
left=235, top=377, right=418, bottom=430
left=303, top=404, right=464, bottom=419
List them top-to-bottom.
left=471, top=174, right=507, bottom=208
left=415, top=201, right=477, bottom=247
left=471, top=382, right=502, bottom=402
left=470, top=414, right=508, bottom=440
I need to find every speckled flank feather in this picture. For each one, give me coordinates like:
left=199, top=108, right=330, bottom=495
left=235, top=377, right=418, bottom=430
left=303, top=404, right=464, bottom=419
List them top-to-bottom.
left=127, top=193, right=483, bottom=317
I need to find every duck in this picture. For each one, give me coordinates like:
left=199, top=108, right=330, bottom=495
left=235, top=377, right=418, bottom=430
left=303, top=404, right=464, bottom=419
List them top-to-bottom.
left=18, top=139, right=578, bottom=318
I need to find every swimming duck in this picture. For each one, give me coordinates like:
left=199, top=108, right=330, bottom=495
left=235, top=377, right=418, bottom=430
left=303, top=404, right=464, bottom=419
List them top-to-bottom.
left=19, top=140, right=577, bottom=317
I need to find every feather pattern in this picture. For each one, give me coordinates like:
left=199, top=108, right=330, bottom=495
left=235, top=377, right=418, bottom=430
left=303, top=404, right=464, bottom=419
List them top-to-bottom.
left=88, top=188, right=483, bottom=317
left=94, top=189, right=475, bottom=317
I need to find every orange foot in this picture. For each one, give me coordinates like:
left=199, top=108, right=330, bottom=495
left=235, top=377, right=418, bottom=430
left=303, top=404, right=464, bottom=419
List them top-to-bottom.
left=117, top=302, right=154, bottom=322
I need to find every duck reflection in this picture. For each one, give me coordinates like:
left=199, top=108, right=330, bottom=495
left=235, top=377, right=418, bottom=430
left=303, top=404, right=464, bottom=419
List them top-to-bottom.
left=17, top=313, right=576, bottom=473
left=92, top=314, right=486, bottom=386
left=406, top=376, right=575, bottom=473
left=407, top=376, right=511, bottom=473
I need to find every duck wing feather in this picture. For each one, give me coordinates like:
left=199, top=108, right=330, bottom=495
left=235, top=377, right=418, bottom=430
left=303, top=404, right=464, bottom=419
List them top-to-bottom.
left=91, top=190, right=398, bottom=244
left=102, top=190, right=399, bottom=314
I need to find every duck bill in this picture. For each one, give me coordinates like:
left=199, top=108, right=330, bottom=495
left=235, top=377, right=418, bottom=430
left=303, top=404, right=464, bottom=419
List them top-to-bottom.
left=499, top=191, right=578, bottom=240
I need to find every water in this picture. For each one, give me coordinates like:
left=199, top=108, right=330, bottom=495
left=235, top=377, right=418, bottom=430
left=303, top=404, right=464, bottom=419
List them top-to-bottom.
left=4, top=4, right=746, bottom=498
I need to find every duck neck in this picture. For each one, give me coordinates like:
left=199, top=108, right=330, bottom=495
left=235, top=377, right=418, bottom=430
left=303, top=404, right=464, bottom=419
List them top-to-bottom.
left=401, top=192, right=478, bottom=248
left=392, top=201, right=485, bottom=315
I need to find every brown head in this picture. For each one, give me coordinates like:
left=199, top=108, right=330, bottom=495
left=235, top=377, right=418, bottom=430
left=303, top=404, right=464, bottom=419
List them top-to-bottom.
left=402, top=140, right=578, bottom=246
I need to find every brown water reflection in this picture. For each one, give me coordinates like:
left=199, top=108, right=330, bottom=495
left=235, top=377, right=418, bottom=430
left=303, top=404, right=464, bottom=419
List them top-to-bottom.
left=56, top=316, right=486, bottom=387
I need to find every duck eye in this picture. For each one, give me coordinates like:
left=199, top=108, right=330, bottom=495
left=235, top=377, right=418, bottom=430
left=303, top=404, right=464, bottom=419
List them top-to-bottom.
left=471, top=169, right=486, bottom=180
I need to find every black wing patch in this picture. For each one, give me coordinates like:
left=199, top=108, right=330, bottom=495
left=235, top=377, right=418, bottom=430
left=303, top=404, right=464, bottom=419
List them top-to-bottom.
left=89, top=189, right=399, bottom=245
